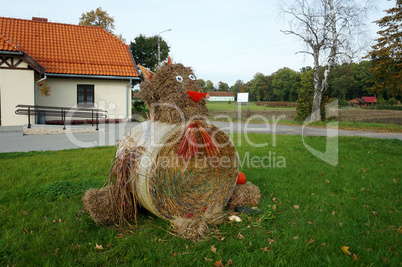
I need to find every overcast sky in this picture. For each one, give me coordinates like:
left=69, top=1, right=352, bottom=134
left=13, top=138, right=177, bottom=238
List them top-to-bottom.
left=1, top=0, right=395, bottom=87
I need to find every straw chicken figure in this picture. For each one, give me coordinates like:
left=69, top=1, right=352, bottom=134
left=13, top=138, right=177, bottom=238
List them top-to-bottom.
left=83, top=59, right=259, bottom=241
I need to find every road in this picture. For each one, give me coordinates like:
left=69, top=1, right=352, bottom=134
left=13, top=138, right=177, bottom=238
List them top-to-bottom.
left=0, top=121, right=401, bottom=153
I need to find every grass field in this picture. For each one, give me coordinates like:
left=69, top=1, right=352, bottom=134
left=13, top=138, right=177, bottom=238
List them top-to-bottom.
left=207, top=102, right=402, bottom=133
left=0, top=134, right=400, bottom=266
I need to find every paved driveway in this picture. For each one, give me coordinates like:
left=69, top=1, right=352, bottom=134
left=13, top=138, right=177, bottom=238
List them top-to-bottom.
left=0, top=121, right=401, bottom=153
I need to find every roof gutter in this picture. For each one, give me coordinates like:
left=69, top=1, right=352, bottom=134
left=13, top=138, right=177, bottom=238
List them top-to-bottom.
left=0, top=51, right=23, bottom=55
left=45, top=73, right=141, bottom=81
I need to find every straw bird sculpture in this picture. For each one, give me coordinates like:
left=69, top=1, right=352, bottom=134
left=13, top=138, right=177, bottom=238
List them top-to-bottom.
left=83, top=59, right=259, bottom=241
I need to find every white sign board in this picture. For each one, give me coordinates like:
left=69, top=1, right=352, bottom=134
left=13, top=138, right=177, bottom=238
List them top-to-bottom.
left=237, top=93, right=249, bottom=103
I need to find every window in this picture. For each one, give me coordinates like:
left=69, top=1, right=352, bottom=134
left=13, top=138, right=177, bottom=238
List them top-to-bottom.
left=77, top=85, right=94, bottom=106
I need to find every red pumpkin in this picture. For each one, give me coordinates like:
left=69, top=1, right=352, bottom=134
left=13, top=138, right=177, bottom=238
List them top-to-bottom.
left=237, top=171, right=246, bottom=184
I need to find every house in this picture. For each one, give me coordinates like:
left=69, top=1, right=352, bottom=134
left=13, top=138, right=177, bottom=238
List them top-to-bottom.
left=0, top=16, right=140, bottom=126
left=206, top=91, right=235, bottom=101
left=132, top=92, right=141, bottom=99
left=361, top=96, right=378, bottom=106
left=347, top=98, right=365, bottom=107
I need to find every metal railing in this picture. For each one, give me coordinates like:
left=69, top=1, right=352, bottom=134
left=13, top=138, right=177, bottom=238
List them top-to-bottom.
left=15, top=105, right=107, bottom=130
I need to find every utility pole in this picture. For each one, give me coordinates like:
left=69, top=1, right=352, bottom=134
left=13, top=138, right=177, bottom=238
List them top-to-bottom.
left=157, top=29, right=172, bottom=67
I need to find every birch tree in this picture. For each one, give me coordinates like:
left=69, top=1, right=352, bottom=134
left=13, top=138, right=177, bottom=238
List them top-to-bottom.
left=281, top=0, right=373, bottom=121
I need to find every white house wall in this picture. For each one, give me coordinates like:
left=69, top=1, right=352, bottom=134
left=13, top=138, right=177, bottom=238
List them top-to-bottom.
left=0, top=67, right=35, bottom=126
left=37, top=77, right=131, bottom=122
left=208, top=96, right=235, bottom=101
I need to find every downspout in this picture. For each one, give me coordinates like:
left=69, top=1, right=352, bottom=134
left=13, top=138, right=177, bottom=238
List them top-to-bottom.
left=35, top=75, right=47, bottom=123
left=126, top=78, right=133, bottom=122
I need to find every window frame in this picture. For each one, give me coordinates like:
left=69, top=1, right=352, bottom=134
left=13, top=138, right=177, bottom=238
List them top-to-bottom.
left=77, top=84, right=95, bottom=107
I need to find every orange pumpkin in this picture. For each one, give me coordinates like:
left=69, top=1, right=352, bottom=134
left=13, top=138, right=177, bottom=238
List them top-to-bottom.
left=237, top=171, right=246, bottom=184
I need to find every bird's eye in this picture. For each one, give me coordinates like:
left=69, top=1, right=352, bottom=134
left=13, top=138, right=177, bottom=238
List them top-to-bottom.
left=189, top=74, right=196, bottom=80
left=176, top=76, right=183, bottom=82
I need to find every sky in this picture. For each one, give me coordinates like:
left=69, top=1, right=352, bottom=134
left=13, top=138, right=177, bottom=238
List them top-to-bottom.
left=1, top=0, right=396, bottom=87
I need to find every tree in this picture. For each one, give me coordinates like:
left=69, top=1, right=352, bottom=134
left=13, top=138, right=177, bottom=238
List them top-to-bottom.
left=281, top=0, right=373, bottom=121
left=366, top=0, right=402, bottom=99
left=79, top=7, right=115, bottom=33
left=79, top=7, right=127, bottom=43
left=130, top=34, right=170, bottom=72
left=272, top=68, right=300, bottom=102
left=198, top=79, right=206, bottom=90
left=204, top=80, right=214, bottom=92
left=231, top=80, right=245, bottom=96
left=218, top=81, right=229, bottom=91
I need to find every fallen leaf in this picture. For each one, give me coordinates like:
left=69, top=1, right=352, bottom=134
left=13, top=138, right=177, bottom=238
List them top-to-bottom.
left=393, top=178, right=398, bottom=184
left=325, top=179, right=331, bottom=183
left=272, top=197, right=277, bottom=202
left=272, top=205, right=277, bottom=211
left=293, top=205, right=300, bottom=210
left=22, top=211, right=28, bottom=216
left=332, top=211, right=336, bottom=216
left=372, top=211, right=378, bottom=216
left=52, top=219, right=63, bottom=223
left=308, top=221, right=313, bottom=225
left=339, top=222, right=343, bottom=227
left=397, top=226, right=402, bottom=234
left=24, top=229, right=29, bottom=234
left=237, top=232, right=245, bottom=239
left=117, top=234, right=123, bottom=239
left=293, top=236, right=298, bottom=240
left=268, top=238, right=275, bottom=245
left=306, top=238, right=314, bottom=244
left=249, top=241, right=252, bottom=247
left=321, top=242, right=326, bottom=247
left=94, top=243, right=103, bottom=250
left=74, top=244, right=81, bottom=249
left=106, top=244, right=113, bottom=248
left=210, top=244, right=217, bottom=254
left=341, top=246, right=351, bottom=255
left=260, top=247, right=271, bottom=252
left=55, top=248, right=60, bottom=253
left=173, top=253, right=177, bottom=258
left=352, top=254, right=358, bottom=261
left=204, top=258, right=213, bottom=262
left=226, top=259, right=234, bottom=266
left=213, top=260, right=224, bottom=267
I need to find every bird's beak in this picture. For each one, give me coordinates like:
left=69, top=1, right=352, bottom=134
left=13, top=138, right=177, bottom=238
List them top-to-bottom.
left=186, top=91, right=207, bottom=103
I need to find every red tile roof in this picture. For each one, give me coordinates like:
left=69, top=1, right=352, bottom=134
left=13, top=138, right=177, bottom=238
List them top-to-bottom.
left=0, top=17, right=139, bottom=77
left=0, top=32, right=21, bottom=51
left=207, top=91, right=235, bottom=97
left=362, top=96, right=377, bottom=103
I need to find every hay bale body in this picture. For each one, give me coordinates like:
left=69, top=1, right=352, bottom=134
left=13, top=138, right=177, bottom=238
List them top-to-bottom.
left=119, top=120, right=238, bottom=220
left=226, top=182, right=261, bottom=210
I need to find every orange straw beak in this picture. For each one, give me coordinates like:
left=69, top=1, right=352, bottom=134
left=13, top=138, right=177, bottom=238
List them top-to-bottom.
left=186, top=91, right=207, bottom=103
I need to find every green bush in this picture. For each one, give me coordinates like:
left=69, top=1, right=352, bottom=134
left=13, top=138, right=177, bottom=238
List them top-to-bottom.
left=388, top=97, right=398, bottom=105
left=132, top=100, right=146, bottom=112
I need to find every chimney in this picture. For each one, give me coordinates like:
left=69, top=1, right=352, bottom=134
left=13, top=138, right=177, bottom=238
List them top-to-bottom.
left=32, top=17, right=48, bottom=22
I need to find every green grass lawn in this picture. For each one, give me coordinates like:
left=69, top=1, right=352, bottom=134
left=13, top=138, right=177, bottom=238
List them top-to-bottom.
left=206, top=102, right=295, bottom=112
left=0, top=135, right=400, bottom=266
